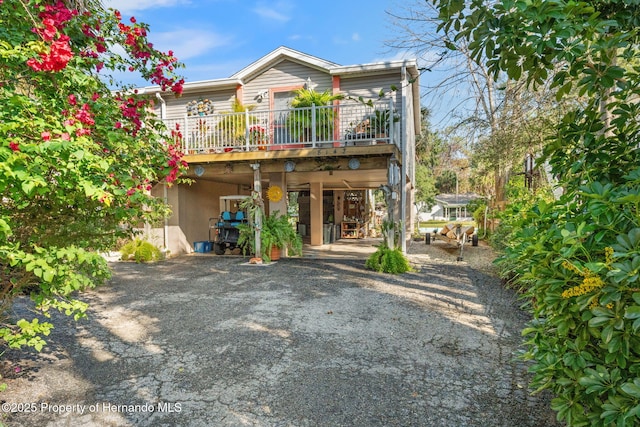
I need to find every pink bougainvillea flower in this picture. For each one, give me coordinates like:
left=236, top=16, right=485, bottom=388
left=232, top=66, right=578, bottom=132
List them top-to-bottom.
left=40, top=1, right=78, bottom=26
left=40, top=18, right=58, bottom=41
left=27, top=36, right=73, bottom=72
left=48, top=36, right=73, bottom=70
left=68, top=93, right=77, bottom=105
left=75, top=104, right=95, bottom=126
left=41, top=131, right=51, bottom=141
left=9, top=141, right=20, bottom=151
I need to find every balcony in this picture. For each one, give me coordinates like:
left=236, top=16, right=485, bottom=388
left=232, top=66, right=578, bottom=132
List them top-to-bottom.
left=164, top=100, right=399, bottom=155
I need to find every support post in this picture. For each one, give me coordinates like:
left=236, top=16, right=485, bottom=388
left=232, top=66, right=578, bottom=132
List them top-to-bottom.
left=251, top=163, right=262, bottom=257
left=310, top=181, right=323, bottom=246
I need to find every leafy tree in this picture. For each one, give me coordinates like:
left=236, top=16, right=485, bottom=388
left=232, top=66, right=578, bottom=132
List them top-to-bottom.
left=430, top=0, right=640, bottom=425
left=1, top=1, right=186, bottom=352
left=387, top=1, right=562, bottom=201
left=414, top=108, right=441, bottom=214
left=435, top=169, right=457, bottom=194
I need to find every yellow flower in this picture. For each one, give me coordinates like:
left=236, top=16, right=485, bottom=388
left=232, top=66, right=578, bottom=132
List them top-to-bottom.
left=605, top=246, right=614, bottom=269
left=561, top=248, right=612, bottom=300
left=562, top=260, right=584, bottom=276
left=561, top=274, right=605, bottom=298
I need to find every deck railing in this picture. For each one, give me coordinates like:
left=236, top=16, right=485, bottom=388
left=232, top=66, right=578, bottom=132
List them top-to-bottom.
left=163, top=100, right=399, bottom=154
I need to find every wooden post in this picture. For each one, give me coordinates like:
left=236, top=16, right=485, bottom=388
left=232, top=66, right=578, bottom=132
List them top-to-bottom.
left=251, top=163, right=262, bottom=257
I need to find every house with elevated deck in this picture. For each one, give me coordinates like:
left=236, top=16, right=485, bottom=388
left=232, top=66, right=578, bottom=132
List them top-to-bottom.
left=141, top=46, right=420, bottom=255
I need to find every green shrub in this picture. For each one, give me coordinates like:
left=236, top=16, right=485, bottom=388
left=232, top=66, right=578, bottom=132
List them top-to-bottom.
left=494, top=170, right=640, bottom=426
left=490, top=184, right=554, bottom=289
left=119, top=239, right=162, bottom=263
left=365, top=244, right=413, bottom=274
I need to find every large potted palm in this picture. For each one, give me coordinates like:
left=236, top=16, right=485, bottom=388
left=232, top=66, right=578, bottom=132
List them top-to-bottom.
left=285, top=88, right=344, bottom=147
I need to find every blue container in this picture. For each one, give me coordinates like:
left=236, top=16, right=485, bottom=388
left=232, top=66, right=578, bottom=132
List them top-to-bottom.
left=194, top=241, right=210, bottom=253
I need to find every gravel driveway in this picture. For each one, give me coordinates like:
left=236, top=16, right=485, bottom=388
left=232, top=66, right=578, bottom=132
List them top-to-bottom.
left=1, top=238, right=561, bottom=427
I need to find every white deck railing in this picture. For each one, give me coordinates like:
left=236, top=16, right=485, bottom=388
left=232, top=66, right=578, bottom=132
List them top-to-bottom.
left=163, top=100, right=399, bottom=154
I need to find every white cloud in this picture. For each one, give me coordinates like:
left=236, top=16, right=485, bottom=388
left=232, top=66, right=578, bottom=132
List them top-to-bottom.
left=102, top=0, right=189, bottom=14
left=252, top=1, right=292, bottom=23
left=252, top=7, right=290, bottom=23
left=150, top=29, right=231, bottom=60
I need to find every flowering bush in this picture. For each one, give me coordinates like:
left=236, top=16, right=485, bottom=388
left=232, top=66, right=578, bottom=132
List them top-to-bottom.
left=0, top=1, right=187, bottom=354
left=494, top=173, right=640, bottom=426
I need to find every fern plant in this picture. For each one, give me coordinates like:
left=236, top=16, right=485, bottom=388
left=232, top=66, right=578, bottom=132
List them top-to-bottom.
left=286, top=88, right=344, bottom=141
left=237, top=197, right=303, bottom=262
left=365, top=243, right=412, bottom=274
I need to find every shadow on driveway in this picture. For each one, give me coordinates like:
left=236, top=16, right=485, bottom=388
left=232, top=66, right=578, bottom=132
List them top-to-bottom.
left=3, top=240, right=561, bottom=427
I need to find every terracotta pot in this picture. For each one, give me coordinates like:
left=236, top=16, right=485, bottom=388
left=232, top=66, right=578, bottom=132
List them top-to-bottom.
left=270, top=246, right=281, bottom=261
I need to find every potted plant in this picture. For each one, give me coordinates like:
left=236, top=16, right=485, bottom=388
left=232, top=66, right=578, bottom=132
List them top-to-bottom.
left=285, top=88, right=344, bottom=145
left=217, top=99, right=260, bottom=150
left=371, top=108, right=399, bottom=141
left=248, top=124, right=268, bottom=151
left=237, top=196, right=303, bottom=262
left=261, top=211, right=303, bottom=261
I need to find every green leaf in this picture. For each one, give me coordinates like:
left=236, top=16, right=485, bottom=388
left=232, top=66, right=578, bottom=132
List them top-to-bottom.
left=21, top=180, right=35, bottom=196
left=42, top=269, right=55, bottom=283
left=625, top=306, right=640, bottom=320
left=589, top=316, right=612, bottom=327
left=621, top=380, right=640, bottom=398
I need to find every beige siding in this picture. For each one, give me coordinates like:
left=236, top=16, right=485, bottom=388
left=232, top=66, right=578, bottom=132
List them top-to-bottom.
left=241, top=59, right=333, bottom=110
left=338, top=73, right=402, bottom=108
left=158, top=88, right=237, bottom=120
left=148, top=179, right=250, bottom=254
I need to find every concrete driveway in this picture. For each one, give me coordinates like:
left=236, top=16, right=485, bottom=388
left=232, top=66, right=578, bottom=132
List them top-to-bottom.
left=2, top=240, right=560, bottom=426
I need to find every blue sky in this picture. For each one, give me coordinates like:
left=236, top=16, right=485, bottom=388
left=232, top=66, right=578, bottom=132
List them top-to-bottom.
left=101, top=0, right=460, bottom=126
left=102, top=0, right=413, bottom=83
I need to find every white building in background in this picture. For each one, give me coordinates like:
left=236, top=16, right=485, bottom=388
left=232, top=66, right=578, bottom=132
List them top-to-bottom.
left=418, top=193, right=480, bottom=221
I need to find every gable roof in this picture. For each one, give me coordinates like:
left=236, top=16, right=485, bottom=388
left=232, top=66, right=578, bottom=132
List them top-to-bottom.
left=139, top=46, right=419, bottom=96
left=230, top=46, right=340, bottom=81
